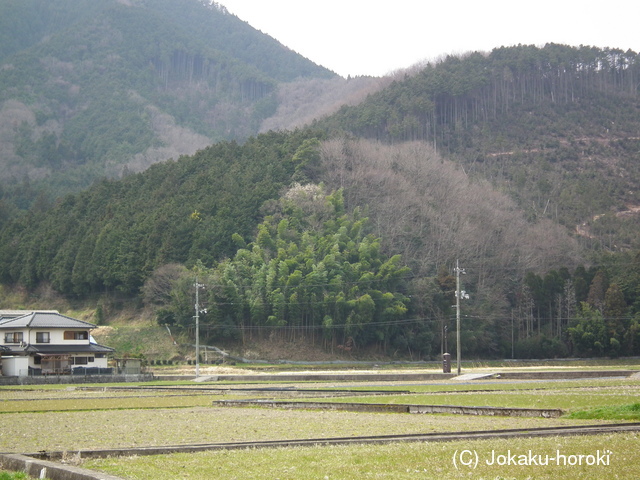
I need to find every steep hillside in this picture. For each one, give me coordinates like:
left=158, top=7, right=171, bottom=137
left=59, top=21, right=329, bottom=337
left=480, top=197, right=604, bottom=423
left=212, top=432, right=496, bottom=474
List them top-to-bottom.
left=0, top=0, right=335, bottom=209
left=317, top=44, right=640, bottom=251
left=259, top=76, right=391, bottom=133
left=0, top=130, right=321, bottom=295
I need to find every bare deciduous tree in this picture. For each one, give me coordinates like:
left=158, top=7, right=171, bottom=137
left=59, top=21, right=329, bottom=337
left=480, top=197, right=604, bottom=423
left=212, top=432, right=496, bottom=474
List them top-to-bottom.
left=320, top=138, right=583, bottom=282
left=141, top=263, right=188, bottom=306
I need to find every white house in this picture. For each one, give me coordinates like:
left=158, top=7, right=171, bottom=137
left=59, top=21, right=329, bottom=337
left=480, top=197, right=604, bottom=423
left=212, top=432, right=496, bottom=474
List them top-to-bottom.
left=0, top=311, right=114, bottom=376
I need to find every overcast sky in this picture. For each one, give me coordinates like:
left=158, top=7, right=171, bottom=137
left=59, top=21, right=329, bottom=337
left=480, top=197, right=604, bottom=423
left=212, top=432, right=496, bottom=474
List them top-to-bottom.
left=219, top=1, right=640, bottom=78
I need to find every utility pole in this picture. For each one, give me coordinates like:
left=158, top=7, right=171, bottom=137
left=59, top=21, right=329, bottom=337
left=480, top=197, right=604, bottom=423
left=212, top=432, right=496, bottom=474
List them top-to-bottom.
left=454, top=260, right=469, bottom=375
left=194, top=278, right=205, bottom=378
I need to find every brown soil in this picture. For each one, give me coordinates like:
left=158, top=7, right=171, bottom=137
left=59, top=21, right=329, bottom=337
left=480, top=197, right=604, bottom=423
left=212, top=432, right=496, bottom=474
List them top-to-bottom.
left=234, top=336, right=351, bottom=362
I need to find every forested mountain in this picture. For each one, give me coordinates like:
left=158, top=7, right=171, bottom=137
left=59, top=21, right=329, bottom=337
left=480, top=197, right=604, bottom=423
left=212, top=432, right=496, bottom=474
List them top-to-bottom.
left=0, top=0, right=335, bottom=211
left=1, top=41, right=640, bottom=360
left=309, top=44, right=640, bottom=358
left=316, top=44, right=640, bottom=252
left=0, top=130, right=322, bottom=294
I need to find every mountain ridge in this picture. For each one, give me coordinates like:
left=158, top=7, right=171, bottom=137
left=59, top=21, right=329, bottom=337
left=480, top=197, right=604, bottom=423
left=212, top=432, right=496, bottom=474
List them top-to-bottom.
left=0, top=0, right=336, bottom=208
left=315, top=45, right=640, bottom=250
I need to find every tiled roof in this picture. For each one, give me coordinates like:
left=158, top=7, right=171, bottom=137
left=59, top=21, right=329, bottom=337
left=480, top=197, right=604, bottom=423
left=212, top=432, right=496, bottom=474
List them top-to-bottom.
left=0, top=310, right=59, bottom=319
left=0, top=312, right=96, bottom=329
left=3, top=343, right=114, bottom=355
left=25, top=344, right=114, bottom=354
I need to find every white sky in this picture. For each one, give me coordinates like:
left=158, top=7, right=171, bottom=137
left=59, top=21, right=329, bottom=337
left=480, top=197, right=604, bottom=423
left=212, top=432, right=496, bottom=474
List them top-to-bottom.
left=219, top=0, right=640, bottom=78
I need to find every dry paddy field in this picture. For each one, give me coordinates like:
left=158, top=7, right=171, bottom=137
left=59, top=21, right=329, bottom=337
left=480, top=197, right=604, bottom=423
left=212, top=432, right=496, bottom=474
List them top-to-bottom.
left=1, top=369, right=640, bottom=479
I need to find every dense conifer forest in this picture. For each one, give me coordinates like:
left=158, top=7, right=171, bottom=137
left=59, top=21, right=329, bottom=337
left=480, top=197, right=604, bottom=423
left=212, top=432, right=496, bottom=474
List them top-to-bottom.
left=0, top=2, right=639, bottom=359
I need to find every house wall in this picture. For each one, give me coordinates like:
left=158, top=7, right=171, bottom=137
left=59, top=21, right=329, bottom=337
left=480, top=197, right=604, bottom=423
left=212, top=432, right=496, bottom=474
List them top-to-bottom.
left=1, top=328, right=91, bottom=347
left=1, top=328, right=27, bottom=346
left=29, top=329, right=91, bottom=345
left=32, top=354, right=110, bottom=371
left=70, top=354, right=109, bottom=369
left=89, top=355, right=109, bottom=369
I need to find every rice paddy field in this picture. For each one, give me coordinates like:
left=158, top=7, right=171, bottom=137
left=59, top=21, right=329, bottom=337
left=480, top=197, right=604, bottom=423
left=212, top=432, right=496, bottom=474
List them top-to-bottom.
left=1, top=366, right=639, bottom=479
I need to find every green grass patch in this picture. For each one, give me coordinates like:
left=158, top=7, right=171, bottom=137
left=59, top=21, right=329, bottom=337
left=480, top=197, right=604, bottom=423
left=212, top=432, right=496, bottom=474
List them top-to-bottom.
left=568, top=403, right=640, bottom=420
left=83, top=432, right=640, bottom=480
left=0, top=472, right=32, bottom=480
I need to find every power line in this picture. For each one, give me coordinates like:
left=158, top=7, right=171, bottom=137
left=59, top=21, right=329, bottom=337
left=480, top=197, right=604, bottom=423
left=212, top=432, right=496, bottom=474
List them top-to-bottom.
left=193, top=316, right=440, bottom=331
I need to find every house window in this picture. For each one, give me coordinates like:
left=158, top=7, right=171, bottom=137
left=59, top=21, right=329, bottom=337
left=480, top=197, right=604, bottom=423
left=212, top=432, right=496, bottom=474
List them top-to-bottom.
left=63, top=331, right=89, bottom=340
left=4, top=332, right=23, bottom=344
left=36, top=332, right=50, bottom=344
left=72, top=356, right=88, bottom=365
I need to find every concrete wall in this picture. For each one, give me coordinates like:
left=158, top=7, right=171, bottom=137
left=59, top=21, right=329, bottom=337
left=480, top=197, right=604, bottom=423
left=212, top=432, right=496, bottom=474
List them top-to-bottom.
left=156, top=372, right=457, bottom=382
left=0, top=373, right=154, bottom=386
left=215, top=399, right=563, bottom=418
left=0, top=453, right=124, bottom=480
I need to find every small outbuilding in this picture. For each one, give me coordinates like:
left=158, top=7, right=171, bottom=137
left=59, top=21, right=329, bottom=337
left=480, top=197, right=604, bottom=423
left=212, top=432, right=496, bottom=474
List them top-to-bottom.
left=115, top=358, right=142, bottom=374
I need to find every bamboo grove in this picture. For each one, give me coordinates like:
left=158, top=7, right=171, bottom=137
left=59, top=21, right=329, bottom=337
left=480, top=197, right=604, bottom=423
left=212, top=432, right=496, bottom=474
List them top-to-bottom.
left=151, top=186, right=418, bottom=354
